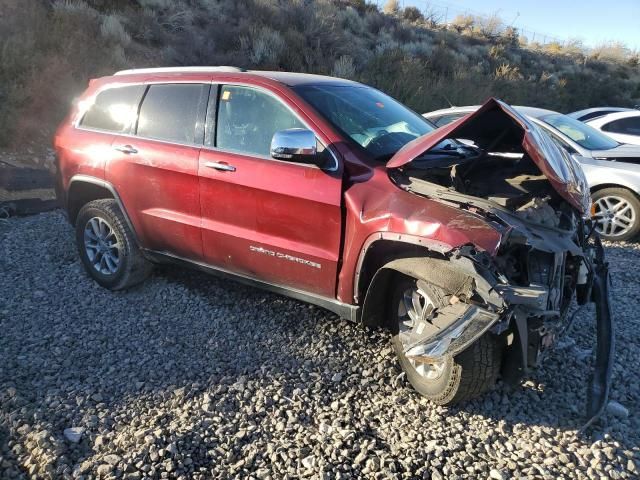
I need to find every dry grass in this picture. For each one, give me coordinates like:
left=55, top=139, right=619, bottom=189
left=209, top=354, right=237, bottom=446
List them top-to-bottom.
left=0, top=0, right=638, bottom=147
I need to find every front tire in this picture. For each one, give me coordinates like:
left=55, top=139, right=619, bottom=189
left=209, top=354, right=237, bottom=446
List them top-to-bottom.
left=592, top=187, right=640, bottom=242
left=75, top=199, right=152, bottom=290
left=390, top=276, right=502, bottom=405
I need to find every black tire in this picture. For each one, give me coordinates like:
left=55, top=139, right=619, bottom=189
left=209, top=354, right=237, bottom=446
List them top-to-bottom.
left=592, top=187, right=640, bottom=242
left=75, top=199, right=152, bottom=290
left=390, top=275, right=502, bottom=405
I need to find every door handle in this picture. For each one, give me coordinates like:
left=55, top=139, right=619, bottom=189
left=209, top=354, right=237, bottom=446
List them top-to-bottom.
left=114, top=145, right=138, bottom=154
left=205, top=161, right=236, bottom=172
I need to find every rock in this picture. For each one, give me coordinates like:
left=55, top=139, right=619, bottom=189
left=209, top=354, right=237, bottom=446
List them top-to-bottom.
left=1, top=211, right=638, bottom=480
left=606, top=401, right=629, bottom=419
left=63, top=427, right=84, bottom=443
left=94, top=434, right=106, bottom=448
left=166, top=443, right=178, bottom=456
left=354, top=451, right=367, bottom=466
left=103, top=454, right=121, bottom=466
left=301, top=455, right=316, bottom=469
left=365, top=457, right=380, bottom=472
left=96, top=464, right=112, bottom=476
left=431, top=468, right=444, bottom=480
left=489, top=468, right=506, bottom=480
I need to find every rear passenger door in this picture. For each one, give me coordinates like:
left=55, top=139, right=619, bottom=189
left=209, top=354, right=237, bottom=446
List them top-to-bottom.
left=107, top=82, right=210, bottom=261
left=198, top=84, right=343, bottom=298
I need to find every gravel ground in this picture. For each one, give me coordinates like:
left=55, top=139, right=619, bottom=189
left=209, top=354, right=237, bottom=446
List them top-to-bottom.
left=1, top=211, right=638, bottom=479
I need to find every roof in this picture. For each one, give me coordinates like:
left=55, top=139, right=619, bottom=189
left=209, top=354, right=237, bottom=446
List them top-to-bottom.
left=112, top=66, right=358, bottom=87
left=251, top=71, right=359, bottom=87
left=423, top=105, right=558, bottom=119
left=513, top=106, right=557, bottom=119
left=567, top=107, right=635, bottom=119
left=586, top=110, right=640, bottom=124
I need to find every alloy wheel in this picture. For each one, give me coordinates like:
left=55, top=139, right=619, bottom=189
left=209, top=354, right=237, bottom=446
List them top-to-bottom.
left=593, top=195, right=636, bottom=238
left=83, top=217, right=121, bottom=275
left=397, top=286, right=446, bottom=380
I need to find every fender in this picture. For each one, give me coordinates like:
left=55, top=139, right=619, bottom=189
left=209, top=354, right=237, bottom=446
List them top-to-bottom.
left=67, top=174, right=140, bottom=244
left=353, top=231, right=455, bottom=303
left=359, top=250, right=507, bottom=329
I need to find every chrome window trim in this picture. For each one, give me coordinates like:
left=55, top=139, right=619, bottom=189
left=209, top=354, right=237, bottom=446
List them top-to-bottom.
left=74, top=81, right=341, bottom=173
left=211, top=82, right=340, bottom=172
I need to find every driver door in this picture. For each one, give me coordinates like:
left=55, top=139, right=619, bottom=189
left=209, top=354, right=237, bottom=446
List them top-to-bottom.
left=198, top=84, right=343, bottom=298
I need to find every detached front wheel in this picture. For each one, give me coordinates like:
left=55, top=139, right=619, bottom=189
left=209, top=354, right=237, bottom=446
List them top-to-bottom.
left=76, top=199, right=152, bottom=290
left=390, top=276, right=502, bottom=405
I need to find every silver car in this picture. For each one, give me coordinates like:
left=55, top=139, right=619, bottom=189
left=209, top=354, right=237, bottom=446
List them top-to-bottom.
left=424, top=106, right=640, bottom=241
left=567, top=106, right=637, bottom=122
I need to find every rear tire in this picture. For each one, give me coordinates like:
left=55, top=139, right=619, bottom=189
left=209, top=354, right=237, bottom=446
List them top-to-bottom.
left=592, top=187, right=640, bottom=242
left=76, top=199, right=152, bottom=290
left=390, top=275, right=502, bottom=405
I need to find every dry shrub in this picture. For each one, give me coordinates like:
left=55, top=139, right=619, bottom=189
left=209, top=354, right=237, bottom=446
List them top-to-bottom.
left=0, top=0, right=639, bottom=147
left=383, top=0, right=399, bottom=15
left=247, top=27, right=286, bottom=67
left=332, top=55, right=356, bottom=79
left=495, top=63, right=523, bottom=81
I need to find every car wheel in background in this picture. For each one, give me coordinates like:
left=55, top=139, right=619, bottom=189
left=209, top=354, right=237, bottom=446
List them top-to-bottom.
left=592, top=187, right=640, bottom=242
left=75, top=199, right=152, bottom=289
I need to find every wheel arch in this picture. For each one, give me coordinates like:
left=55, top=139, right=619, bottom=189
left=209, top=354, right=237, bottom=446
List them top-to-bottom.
left=67, top=175, right=139, bottom=243
left=590, top=183, right=640, bottom=199
left=356, top=235, right=455, bottom=328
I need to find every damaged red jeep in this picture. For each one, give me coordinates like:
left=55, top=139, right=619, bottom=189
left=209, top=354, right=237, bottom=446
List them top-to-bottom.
left=54, top=68, right=613, bottom=426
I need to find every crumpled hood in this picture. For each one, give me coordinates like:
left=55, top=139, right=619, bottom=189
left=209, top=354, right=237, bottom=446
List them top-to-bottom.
left=388, top=98, right=591, bottom=214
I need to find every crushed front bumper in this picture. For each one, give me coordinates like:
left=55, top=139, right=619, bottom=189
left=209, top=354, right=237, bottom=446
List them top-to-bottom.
left=401, top=242, right=614, bottom=428
left=583, top=257, right=614, bottom=430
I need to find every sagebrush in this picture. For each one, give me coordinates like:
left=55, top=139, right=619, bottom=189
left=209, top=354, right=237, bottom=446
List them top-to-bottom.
left=1, top=0, right=638, bottom=147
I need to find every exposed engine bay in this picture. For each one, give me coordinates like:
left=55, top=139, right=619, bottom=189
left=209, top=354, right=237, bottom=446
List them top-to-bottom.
left=386, top=99, right=613, bottom=429
left=401, top=149, right=568, bottom=228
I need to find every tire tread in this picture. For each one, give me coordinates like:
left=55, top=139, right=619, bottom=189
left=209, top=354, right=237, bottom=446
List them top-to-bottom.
left=76, top=199, right=152, bottom=290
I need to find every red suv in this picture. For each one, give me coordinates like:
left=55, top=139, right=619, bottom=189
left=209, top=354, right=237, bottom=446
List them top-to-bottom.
left=54, top=67, right=613, bottom=424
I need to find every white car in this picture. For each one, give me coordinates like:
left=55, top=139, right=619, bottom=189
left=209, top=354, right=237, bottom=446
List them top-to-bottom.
left=424, top=105, right=640, bottom=241
left=568, top=107, right=636, bottom=122
left=585, top=111, right=640, bottom=146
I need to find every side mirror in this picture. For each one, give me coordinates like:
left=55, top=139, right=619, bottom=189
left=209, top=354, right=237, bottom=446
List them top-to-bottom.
left=270, top=128, right=317, bottom=163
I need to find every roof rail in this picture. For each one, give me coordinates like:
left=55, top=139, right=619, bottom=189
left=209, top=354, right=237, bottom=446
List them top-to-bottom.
left=114, top=66, right=246, bottom=76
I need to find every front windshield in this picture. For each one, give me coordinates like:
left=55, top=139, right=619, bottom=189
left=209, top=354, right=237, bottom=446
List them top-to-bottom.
left=293, top=84, right=435, bottom=161
left=540, top=113, right=619, bottom=150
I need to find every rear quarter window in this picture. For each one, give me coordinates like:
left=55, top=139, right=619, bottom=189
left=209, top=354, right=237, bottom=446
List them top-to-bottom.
left=79, top=85, right=146, bottom=132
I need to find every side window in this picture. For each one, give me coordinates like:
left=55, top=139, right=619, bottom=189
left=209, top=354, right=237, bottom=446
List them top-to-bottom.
left=137, top=83, right=209, bottom=144
left=80, top=85, right=145, bottom=132
left=216, top=85, right=305, bottom=157
left=581, top=111, right=615, bottom=121
left=434, top=114, right=464, bottom=127
left=602, top=117, right=640, bottom=135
